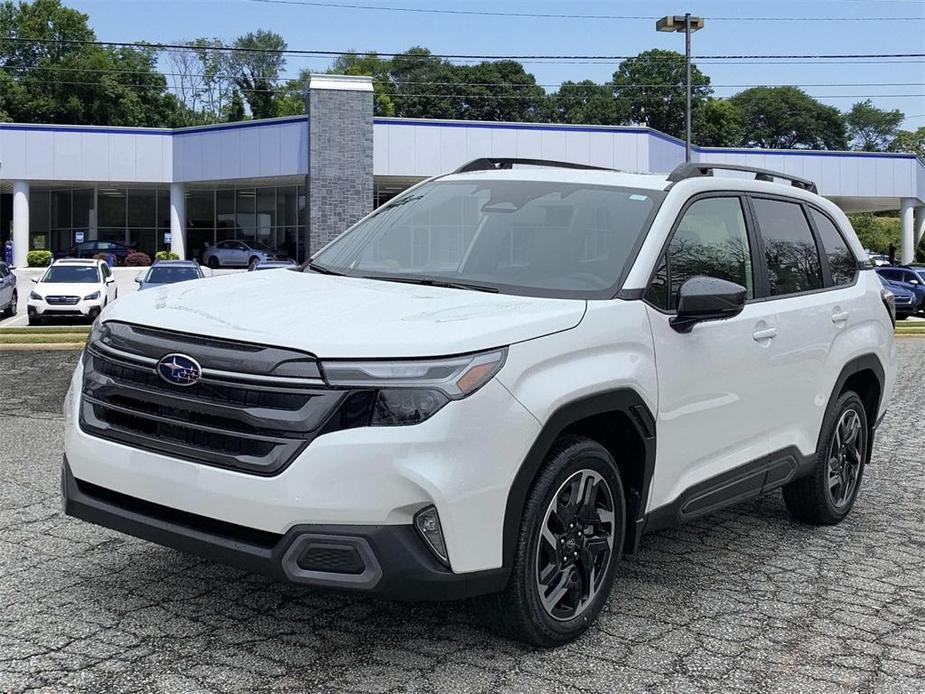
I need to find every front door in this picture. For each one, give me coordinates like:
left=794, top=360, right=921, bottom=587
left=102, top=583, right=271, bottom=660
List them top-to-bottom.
left=644, top=194, right=776, bottom=515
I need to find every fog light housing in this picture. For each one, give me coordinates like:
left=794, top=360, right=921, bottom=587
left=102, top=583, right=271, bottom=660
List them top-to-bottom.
left=414, top=505, right=449, bottom=567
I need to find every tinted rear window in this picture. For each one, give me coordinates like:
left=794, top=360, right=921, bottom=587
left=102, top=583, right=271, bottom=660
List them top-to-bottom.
left=753, top=198, right=823, bottom=296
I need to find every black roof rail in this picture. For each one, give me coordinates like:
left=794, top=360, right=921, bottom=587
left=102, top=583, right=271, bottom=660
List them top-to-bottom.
left=453, top=157, right=614, bottom=174
left=666, top=162, right=818, bottom=194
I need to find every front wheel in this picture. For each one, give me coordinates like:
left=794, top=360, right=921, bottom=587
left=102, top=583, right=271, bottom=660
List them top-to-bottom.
left=207, top=256, right=219, bottom=269
left=783, top=391, right=868, bottom=525
left=495, top=436, right=625, bottom=647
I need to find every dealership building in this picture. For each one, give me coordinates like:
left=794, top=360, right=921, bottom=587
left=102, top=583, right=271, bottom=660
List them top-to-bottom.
left=1, top=74, right=924, bottom=268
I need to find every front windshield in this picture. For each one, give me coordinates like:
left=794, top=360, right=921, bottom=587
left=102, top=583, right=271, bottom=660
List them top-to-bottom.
left=310, top=179, right=664, bottom=297
left=41, top=265, right=100, bottom=283
left=145, top=266, right=201, bottom=284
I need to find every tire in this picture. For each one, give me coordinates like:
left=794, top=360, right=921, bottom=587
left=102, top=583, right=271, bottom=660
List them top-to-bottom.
left=207, top=256, right=219, bottom=269
left=248, top=256, right=260, bottom=269
left=28, top=314, right=43, bottom=326
left=897, top=314, right=908, bottom=321
left=782, top=391, right=868, bottom=525
left=495, top=435, right=626, bottom=647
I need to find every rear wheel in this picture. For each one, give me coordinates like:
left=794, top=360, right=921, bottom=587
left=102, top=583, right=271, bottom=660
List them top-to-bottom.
left=783, top=391, right=868, bottom=525
left=496, top=436, right=625, bottom=647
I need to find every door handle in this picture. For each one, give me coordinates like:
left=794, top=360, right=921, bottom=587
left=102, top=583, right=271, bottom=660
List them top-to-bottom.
left=832, top=310, right=849, bottom=324
left=752, top=327, right=777, bottom=341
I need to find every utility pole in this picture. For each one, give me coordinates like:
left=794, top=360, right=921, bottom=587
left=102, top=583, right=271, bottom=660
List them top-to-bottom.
left=656, top=14, right=705, bottom=162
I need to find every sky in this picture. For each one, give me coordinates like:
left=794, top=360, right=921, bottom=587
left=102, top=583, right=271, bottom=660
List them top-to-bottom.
left=67, top=0, right=925, bottom=129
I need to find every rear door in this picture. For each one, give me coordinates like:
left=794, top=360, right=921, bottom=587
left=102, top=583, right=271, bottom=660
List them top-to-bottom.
left=645, top=194, right=777, bottom=515
left=748, top=196, right=855, bottom=459
left=0, top=264, right=12, bottom=307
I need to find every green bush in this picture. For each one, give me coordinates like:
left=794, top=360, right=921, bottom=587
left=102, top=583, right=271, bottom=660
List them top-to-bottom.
left=846, top=214, right=901, bottom=256
left=26, top=250, right=52, bottom=267
left=155, top=251, right=179, bottom=261
left=124, top=252, right=152, bottom=266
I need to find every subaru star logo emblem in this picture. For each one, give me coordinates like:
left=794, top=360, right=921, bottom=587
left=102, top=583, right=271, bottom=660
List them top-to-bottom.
left=156, top=353, right=202, bottom=387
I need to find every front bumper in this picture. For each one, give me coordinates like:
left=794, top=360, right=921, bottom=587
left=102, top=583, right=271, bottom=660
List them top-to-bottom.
left=29, top=298, right=102, bottom=317
left=64, top=358, right=541, bottom=576
left=62, top=458, right=506, bottom=600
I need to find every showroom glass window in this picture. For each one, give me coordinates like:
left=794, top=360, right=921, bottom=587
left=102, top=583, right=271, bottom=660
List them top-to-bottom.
left=646, top=197, right=755, bottom=311
left=753, top=198, right=823, bottom=296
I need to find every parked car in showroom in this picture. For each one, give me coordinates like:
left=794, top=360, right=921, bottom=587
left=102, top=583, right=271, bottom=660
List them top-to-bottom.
left=63, top=160, right=895, bottom=647
left=57, top=240, right=135, bottom=263
left=201, top=240, right=289, bottom=269
left=28, top=258, right=116, bottom=324
left=248, top=259, right=298, bottom=271
left=135, top=260, right=205, bottom=290
left=0, top=261, right=17, bottom=318
left=875, top=266, right=925, bottom=312
left=876, top=274, right=916, bottom=319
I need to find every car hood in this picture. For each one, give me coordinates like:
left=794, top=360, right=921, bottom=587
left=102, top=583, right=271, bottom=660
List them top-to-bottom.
left=102, top=271, right=587, bottom=358
left=34, top=282, right=100, bottom=297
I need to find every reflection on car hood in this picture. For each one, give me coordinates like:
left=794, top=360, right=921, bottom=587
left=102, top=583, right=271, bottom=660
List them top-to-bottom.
left=102, top=271, right=587, bottom=358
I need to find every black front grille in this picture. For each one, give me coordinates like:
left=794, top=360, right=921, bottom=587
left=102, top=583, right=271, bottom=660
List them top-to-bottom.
left=47, top=295, right=80, bottom=305
left=79, top=321, right=347, bottom=475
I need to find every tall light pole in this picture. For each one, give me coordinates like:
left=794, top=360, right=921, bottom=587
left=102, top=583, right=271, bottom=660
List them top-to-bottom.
left=656, top=14, right=705, bottom=162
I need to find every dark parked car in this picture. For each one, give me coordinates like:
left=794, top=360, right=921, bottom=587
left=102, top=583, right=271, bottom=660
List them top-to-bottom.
left=58, top=240, right=135, bottom=262
left=134, top=260, right=205, bottom=291
left=0, top=261, right=17, bottom=318
left=875, top=267, right=925, bottom=312
left=877, top=274, right=916, bottom=320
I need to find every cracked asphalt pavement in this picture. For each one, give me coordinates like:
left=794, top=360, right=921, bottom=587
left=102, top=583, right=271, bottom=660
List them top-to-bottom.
left=1, top=345, right=923, bottom=693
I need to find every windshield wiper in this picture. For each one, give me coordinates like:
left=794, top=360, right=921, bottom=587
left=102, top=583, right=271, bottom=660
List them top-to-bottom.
left=305, top=262, right=345, bottom=276
left=367, top=275, right=499, bottom=293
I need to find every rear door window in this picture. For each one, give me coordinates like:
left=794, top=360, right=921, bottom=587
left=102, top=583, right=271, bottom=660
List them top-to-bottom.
left=752, top=198, right=823, bottom=296
left=809, top=209, right=857, bottom=286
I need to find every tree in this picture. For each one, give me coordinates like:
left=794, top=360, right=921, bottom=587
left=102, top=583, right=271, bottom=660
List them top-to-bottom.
left=0, top=0, right=183, bottom=126
left=229, top=30, right=286, bottom=120
left=388, top=47, right=462, bottom=120
left=611, top=49, right=712, bottom=138
left=329, top=52, right=395, bottom=116
left=452, top=60, right=545, bottom=122
left=546, top=80, right=624, bottom=125
left=730, top=87, right=847, bottom=150
left=225, top=89, right=245, bottom=122
left=693, top=98, right=742, bottom=147
left=845, top=99, right=904, bottom=151
left=889, top=127, right=925, bottom=159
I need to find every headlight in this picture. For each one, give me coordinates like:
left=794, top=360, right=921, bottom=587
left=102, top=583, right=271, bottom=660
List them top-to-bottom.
left=29, top=291, right=42, bottom=301
left=84, top=291, right=100, bottom=300
left=322, top=348, right=507, bottom=426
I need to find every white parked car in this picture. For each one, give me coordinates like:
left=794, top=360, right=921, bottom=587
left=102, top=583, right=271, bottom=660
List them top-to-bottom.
left=62, top=159, right=896, bottom=646
left=201, top=240, right=290, bottom=269
left=28, top=258, right=116, bottom=324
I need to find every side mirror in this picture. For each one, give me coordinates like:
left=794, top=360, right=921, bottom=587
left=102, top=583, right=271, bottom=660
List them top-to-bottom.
left=105, top=276, right=115, bottom=284
left=134, top=276, right=142, bottom=284
left=670, top=276, right=747, bottom=334
left=31, top=277, right=39, bottom=283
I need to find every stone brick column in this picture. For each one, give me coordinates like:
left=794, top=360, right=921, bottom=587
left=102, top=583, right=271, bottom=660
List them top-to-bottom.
left=305, top=74, right=374, bottom=258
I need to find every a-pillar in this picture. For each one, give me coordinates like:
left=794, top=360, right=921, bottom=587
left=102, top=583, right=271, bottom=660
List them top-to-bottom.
left=305, top=74, right=374, bottom=259
left=12, top=181, right=29, bottom=268
left=169, top=183, right=186, bottom=260
left=900, top=198, right=915, bottom=264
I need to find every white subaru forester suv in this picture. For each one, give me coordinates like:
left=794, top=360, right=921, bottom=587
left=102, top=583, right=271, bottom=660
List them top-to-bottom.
left=63, top=159, right=896, bottom=646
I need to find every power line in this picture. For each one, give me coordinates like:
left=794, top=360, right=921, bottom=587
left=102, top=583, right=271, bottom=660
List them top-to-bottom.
left=239, top=0, right=924, bottom=21
left=2, top=37, right=923, bottom=61
left=3, top=66, right=922, bottom=90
